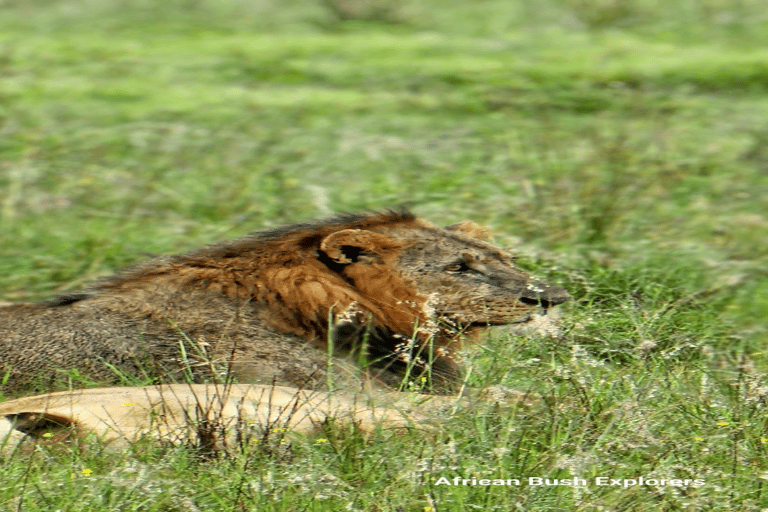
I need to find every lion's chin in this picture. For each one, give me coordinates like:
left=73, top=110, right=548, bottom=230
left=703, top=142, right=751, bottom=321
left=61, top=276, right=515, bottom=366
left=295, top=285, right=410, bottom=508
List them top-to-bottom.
left=461, top=307, right=562, bottom=337
left=503, top=309, right=563, bottom=338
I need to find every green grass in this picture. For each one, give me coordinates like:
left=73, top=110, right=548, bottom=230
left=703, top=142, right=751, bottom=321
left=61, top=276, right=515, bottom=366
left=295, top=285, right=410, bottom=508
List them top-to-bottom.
left=1, top=0, right=768, bottom=509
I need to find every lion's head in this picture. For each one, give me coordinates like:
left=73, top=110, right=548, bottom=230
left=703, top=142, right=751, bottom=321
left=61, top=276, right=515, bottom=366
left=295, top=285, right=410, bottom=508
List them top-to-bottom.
left=194, top=209, right=570, bottom=391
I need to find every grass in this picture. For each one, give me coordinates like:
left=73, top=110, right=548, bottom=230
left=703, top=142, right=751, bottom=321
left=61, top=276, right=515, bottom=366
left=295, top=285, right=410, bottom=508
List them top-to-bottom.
left=1, top=0, right=768, bottom=509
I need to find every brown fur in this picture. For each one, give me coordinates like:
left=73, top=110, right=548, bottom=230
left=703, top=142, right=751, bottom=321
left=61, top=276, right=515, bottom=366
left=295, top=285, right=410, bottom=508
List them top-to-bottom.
left=0, top=210, right=569, bottom=397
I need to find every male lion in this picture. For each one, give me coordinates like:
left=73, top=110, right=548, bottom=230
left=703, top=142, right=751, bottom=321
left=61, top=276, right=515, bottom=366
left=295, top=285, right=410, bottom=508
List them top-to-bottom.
left=0, top=210, right=569, bottom=398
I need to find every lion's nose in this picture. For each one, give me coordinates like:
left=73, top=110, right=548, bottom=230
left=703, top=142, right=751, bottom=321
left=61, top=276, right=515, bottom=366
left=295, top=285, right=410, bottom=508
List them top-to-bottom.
left=518, top=284, right=570, bottom=309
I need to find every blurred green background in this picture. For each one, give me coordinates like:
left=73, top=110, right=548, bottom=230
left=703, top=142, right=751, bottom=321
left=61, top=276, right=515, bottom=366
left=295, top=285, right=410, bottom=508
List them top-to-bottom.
left=1, top=0, right=768, bottom=509
left=1, top=0, right=767, bottom=294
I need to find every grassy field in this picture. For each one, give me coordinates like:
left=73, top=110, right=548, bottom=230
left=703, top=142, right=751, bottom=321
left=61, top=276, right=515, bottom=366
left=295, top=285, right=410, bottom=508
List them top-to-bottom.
left=1, top=0, right=768, bottom=510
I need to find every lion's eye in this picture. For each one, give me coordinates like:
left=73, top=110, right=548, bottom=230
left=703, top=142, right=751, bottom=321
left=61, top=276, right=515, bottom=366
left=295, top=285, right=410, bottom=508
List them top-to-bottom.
left=445, top=262, right=471, bottom=273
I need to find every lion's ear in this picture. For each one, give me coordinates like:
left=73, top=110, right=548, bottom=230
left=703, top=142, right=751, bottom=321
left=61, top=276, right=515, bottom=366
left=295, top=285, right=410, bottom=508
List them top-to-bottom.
left=444, top=221, right=490, bottom=241
left=320, top=229, right=402, bottom=264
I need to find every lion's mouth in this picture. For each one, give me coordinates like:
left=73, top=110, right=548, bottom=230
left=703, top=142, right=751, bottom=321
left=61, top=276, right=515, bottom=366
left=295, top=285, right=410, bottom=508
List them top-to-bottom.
left=440, top=306, right=557, bottom=331
left=469, top=307, right=549, bottom=327
left=458, top=308, right=561, bottom=337
left=467, top=317, right=529, bottom=328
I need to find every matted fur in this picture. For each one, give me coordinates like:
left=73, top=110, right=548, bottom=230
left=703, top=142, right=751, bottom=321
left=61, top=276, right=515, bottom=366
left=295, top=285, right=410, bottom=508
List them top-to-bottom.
left=0, top=210, right=569, bottom=397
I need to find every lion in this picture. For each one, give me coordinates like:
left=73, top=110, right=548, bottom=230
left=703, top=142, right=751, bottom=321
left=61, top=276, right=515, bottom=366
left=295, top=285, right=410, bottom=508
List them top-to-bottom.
left=0, top=209, right=569, bottom=398
left=0, top=383, right=468, bottom=452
